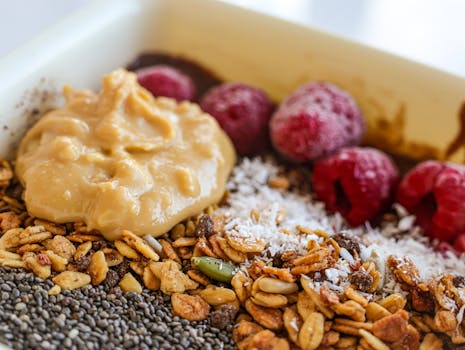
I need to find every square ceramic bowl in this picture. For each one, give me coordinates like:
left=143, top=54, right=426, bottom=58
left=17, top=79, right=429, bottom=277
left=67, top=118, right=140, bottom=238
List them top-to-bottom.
left=1, top=0, right=465, bottom=164
left=0, top=1, right=464, bottom=349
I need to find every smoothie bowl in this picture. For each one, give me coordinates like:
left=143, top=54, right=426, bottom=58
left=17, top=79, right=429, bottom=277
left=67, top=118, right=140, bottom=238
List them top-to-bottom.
left=1, top=1, right=465, bottom=349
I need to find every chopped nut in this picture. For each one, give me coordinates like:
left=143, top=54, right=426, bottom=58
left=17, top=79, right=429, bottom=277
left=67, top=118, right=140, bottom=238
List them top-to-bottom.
left=0, top=212, right=21, bottom=232
left=34, top=219, right=66, bottom=235
left=171, top=223, right=186, bottom=240
left=18, top=226, right=52, bottom=245
left=0, top=228, right=22, bottom=249
left=121, top=230, right=159, bottom=261
left=67, top=233, right=102, bottom=243
left=207, top=234, right=229, bottom=261
left=226, top=234, right=266, bottom=253
left=43, top=235, right=76, bottom=260
left=172, top=236, right=197, bottom=248
left=216, top=236, right=246, bottom=263
left=159, top=239, right=181, bottom=263
left=114, top=240, right=140, bottom=260
left=74, top=241, right=92, bottom=261
left=16, top=244, right=42, bottom=254
left=102, top=248, right=124, bottom=267
left=0, top=249, right=21, bottom=260
left=44, top=250, right=68, bottom=272
left=89, top=250, right=109, bottom=285
left=23, top=252, right=51, bottom=279
left=387, top=256, right=420, bottom=286
left=0, top=258, right=26, bottom=269
left=150, top=260, right=198, bottom=295
left=129, top=261, right=145, bottom=276
left=262, top=265, right=296, bottom=283
left=142, top=266, right=160, bottom=290
left=187, top=269, right=211, bottom=286
left=231, top=270, right=253, bottom=303
left=53, top=271, right=91, bottom=290
left=119, top=272, right=142, bottom=293
left=257, top=277, right=298, bottom=295
left=300, top=277, right=334, bottom=319
left=48, top=284, right=62, bottom=295
left=199, top=285, right=237, bottom=306
left=320, top=285, right=340, bottom=305
left=344, top=286, right=368, bottom=307
left=251, top=291, right=288, bottom=308
left=171, top=293, right=210, bottom=321
left=378, top=293, right=406, bottom=314
left=245, top=299, right=283, bottom=331
left=332, top=300, right=366, bottom=322
left=366, top=302, right=391, bottom=322
left=434, top=310, right=457, bottom=332
left=372, top=311, right=408, bottom=342
left=232, top=320, right=264, bottom=345
left=390, top=324, right=420, bottom=350
left=241, top=330, right=289, bottom=350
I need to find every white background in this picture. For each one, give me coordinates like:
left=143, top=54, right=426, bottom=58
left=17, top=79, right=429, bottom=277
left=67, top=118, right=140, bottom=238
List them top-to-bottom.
left=1, top=0, right=465, bottom=77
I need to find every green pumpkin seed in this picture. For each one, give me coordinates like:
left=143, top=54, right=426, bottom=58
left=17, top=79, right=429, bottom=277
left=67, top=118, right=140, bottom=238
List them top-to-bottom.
left=191, top=256, right=236, bottom=283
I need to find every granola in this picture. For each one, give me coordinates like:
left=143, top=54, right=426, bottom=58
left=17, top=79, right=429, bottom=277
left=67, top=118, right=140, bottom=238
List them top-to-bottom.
left=1, top=156, right=465, bottom=350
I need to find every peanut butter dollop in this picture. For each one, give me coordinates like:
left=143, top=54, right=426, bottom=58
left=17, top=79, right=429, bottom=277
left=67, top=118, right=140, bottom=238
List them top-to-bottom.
left=16, top=69, right=236, bottom=240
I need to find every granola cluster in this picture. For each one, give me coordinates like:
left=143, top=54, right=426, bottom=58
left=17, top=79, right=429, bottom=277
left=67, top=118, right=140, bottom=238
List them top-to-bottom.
left=0, top=159, right=464, bottom=350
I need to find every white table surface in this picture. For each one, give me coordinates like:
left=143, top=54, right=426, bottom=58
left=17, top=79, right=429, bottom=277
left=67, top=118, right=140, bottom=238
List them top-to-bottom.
left=1, top=0, right=465, bottom=78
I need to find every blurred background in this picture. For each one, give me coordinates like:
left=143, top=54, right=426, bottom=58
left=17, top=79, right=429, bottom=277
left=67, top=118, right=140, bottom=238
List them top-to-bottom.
left=0, top=0, right=464, bottom=77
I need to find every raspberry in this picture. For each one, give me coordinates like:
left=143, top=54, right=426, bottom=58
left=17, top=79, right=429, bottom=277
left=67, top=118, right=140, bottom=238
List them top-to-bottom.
left=136, top=65, right=196, bottom=102
left=270, top=82, right=365, bottom=162
left=200, top=83, right=273, bottom=156
left=312, top=147, right=399, bottom=226
left=396, top=161, right=465, bottom=242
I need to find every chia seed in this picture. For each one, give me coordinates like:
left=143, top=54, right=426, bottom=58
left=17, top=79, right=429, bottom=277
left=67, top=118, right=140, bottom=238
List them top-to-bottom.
left=0, top=268, right=236, bottom=350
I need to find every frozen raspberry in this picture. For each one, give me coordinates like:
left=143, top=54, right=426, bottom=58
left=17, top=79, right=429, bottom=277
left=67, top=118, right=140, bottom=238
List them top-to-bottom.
left=136, top=65, right=196, bottom=102
left=270, top=82, right=365, bottom=163
left=200, top=83, right=273, bottom=156
left=312, top=147, right=399, bottom=226
left=396, top=161, right=465, bottom=243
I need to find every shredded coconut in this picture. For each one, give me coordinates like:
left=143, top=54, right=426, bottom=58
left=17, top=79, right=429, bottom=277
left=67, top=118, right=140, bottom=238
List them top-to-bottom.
left=220, top=157, right=465, bottom=293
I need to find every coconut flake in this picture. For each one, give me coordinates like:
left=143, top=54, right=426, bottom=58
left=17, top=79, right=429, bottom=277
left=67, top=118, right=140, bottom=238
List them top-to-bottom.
left=220, top=157, right=465, bottom=295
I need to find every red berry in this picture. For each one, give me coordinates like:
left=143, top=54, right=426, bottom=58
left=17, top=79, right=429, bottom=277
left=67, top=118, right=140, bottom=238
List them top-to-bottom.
left=136, top=65, right=196, bottom=102
left=270, top=82, right=365, bottom=162
left=200, top=83, right=273, bottom=156
left=312, top=147, right=399, bottom=226
left=397, top=161, right=465, bottom=242
left=453, top=234, right=465, bottom=253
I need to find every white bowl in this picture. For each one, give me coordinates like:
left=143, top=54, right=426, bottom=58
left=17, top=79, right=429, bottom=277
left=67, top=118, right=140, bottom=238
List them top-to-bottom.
left=0, top=0, right=464, bottom=348
left=1, top=0, right=465, bottom=163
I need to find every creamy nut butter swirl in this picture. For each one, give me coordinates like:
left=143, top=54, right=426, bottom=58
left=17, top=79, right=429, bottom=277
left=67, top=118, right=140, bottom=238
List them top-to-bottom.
left=16, top=69, right=236, bottom=240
